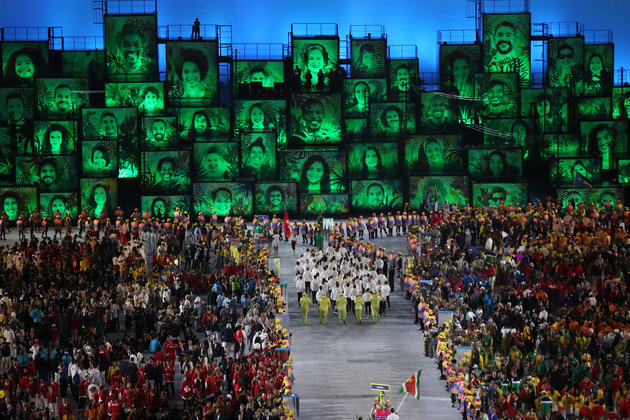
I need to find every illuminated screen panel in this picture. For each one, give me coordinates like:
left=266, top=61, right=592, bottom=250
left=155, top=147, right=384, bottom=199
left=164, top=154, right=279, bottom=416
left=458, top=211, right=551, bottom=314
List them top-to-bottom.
left=483, top=13, right=531, bottom=87
left=104, top=14, right=158, bottom=81
left=547, top=37, right=584, bottom=88
left=291, top=38, right=339, bottom=92
left=351, top=38, right=387, bottom=78
left=166, top=40, right=219, bottom=105
left=1, top=41, right=49, bottom=86
left=439, top=44, right=482, bottom=97
left=579, top=44, right=614, bottom=97
left=61, top=50, right=105, bottom=78
left=388, top=59, right=418, bottom=101
left=234, top=60, right=285, bottom=88
left=475, top=73, right=519, bottom=118
left=36, top=78, right=89, bottom=119
left=343, top=79, right=387, bottom=118
left=105, top=82, right=165, bottom=115
left=0, top=86, right=36, bottom=125
left=612, top=87, right=630, bottom=119
left=520, top=88, right=568, bottom=133
left=419, top=91, right=458, bottom=132
left=288, top=93, right=341, bottom=145
left=576, top=97, right=611, bottom=121
left=234, top=100, right=286, bottom=147
left=369, top=102, right=415, bottom=138
left=178, top=106, right=231, bottom=142
left=142, top=116, right=178, bottom=150
left=344, top=118, right=367, bottom=140
left=483, top=118, right=532, bottom=148
left=33, top=120, right=76, bottom=155
left=580, top=121, right=627, bottom=170
left=0, top=128, right=15, bottom=178
left=240, top=132, right=276, bottom=180
left=404, top=134, right=464, bottom=175
left=541, top=134, right=581, bottom=159
left=81, top=140, right=118, bottom=178
left=193, top=142, right=238, bottom=181
left=347, top=142, right=399, bottom=179
left=468, top=148, right=523, bottom=181
left=278, top=150, right=346, bottom=194
left=141, top=151, right=191, bottom=194
left=15, top=156, right=77, bottom=192
left=551, top=158, right=601, bottom=186
left=619, top=159, right=630, bottom=183
left=409, top=176, right=470, bottom=210
left=80, top=178, right=117, bottom=218
left=350, top=179, right=403, bottom=211
left=193, top=182, right=253, bottom=216
left=254, top=182, right=298, bottom=214
left=472, top=182, right=527, bottom=207
left=0, top=187, right=37, bottom=220
left=558, top=187, right=620, bottom=206
left=556, top=188, right=589, bottom=208
left=40, top=192, right=78, bottom=219
left=299, top=194, right=349, bottom=215
left=140, top=195, right=191, bottom=218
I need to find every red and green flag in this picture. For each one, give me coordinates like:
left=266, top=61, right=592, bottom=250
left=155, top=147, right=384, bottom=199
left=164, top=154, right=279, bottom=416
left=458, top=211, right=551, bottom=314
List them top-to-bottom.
left=399, top=369, right=421, bottom=399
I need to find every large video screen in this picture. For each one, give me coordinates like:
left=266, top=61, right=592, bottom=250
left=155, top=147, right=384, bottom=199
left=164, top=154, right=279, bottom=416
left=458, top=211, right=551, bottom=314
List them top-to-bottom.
left=483, top=13, right=531, bottom=87
left=104, top=15, right=158, bottom=80
left=547, top=37, right=584, bottom=88
left=292, top=38, right=339, bottom=92
left=350, top=38, right=387, bottom=78
left=166, top=40, right=219, bottom=105
left=1, top=41, right=48, bottom=86
left=439, top=44, right=482, bottom=98
left=579, top=44, right=613, bottom=96
left=61, top=50, right=105, bottom=78
left=388, top=59, right=418, bottom=101
left=233, top=60, right=284, bottom=89
left=475, top=73, right=519, bottom=118
left=36, top=78, right=89, bottom=119
left=343, top=79, right=387, bottom=117
left=105, top=82, right=164, bottom=115
left=0, top=87, right=35, bottom=126
left=612, top=87, right=630, bottom=119
left=520, top=88, right=568, bottom=133
left=418, top=91, right=458, bottom=132
left=288, top=93, right=341, bottom=145
left=576, top=97, right=611, bottom=121
left=234, top=100, right=286, bottom=147
left=369, top=102, right=415, bottom=137
left=177, top=107, right=231, bottom=142
left=142, top=116, right=178, bottom=150
left=344, top=118, right=367, bottom=139
left=483, top=118, right=533, bottom=149
left=33, top=120, right=76, bottom=155
left=580, top=121, right=627, bottom=170
left=0, top=128, right=15, bottom=178
left=240, top=132, right=276, bottom=180
left=405, top=134, right=463, bottom=175
left=541, top=134, right=580, bottom=159
left=81, top=140, right=118, bottom=178
left=193, top=142, right=238, bottom=181
left=347, top=142, right=399, bottom=179
left=468, top=148, right=523, bottom=180
left=278, top=150, right=346, bottom=193
left=141, top=151, right=191, bottom=194
left=15, top=156, right=77, bottom=192
left=551, top=158, right=601, bottom=186
left=619, top=158, right=630, bottom=183
left=409, top=176, right=470, bottom=209
left=80, top=178, right=117, bottom=218
left=350, top=180, right=403, bottom=211
left=193, top=182, right=253, bottom=216
left=254, top=182, right=298, bottom=214
left=472, top=182, right=528, bottom=207
left=0, top=187, right=37, bottom=220
left=558, top=187, right=620, bottom=206
left=40, top=192, right=78, bottom=219
left=299, top=194, right=349, bottom=215
left=140, top=195, right=191, bottom=218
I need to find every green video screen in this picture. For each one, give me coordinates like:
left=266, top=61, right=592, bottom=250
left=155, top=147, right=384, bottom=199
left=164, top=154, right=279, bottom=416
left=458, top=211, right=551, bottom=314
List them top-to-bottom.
left=483, top=13, right=531, bottom=87
left=104, top=15, right=158, bottom=80
left=547, top=37, right=584, bottom=88
left=292, top=38, right=339, bottom=92
left=351, top=38, right=387, bottom=78
left=166, top=40, right=219, bottom=105
left=1, top=41, right=48, bottom=86
left=439, top=44, right=482, bottom=98
left=579, top=44, right=613, bottom=96
left=61, top=50, right=105, bottom=78
left=388, top=59, right=418, bottom=101
left=234, top=60, right=284, bottom=88
left=475, top=73, right=519, bottom=118
left=36, top=78, right=89, bottom=119
left=343, top=79, right=387, bottom=117
left=105, top=82, right=165, bottom=115
left=0, top=87, right=35, bottom=126
left=613, top=87, right=630, bottom=119
left=520, top=88, right=568, bottom=133
left=419, top=92, right=458, bottom=132
left=288, top=94, right=341, bottom=145
left=576, top=97, right=611, bottom=121
left=234, top=100, right=286, bottom=147
left=369, top=102, right=415, bottom=137
left=177, top=106, right=231, bottom=142
left=142, top=116, right=178, bottom=150
left=344, top=118, right=367, bottom=139
left=483, top=118, right=533, bottom=148
left=33, top=120, right=75, bottom=155
left=580, top=121, right=627, bottom=170
left=0, top=128, right=15, bottom=178
left=240, top=132, right=276, bottom=180
left=405, top=134, right=463, bottom=175
left=541, top=134, right=580, bottom=159
left=81, top=140, right=118, bottom=178
left=193, top=142, right=238, bottom=181
left=347, top=142, right=399, bottom=179
left=468, top=148, right=522, bottom=180
left=278, top=150, right=346, bottom=193
left=141, top=151, right=191, bottom=194
left=15, top=156, right=77, bottom=192
left=551, top=158, right=601, bottom=186
left=619, top=159, right=630, bottom=183
left=409, top=176, right=470, bottom=209
left=80, top=178, right=117, bottom=218
left=350, top=180, right=403, bottom=211
left=193, top=182, right=253, bottom=216
left=254, top=182, right=298, bottom=214
left=472, top=182, right=528, bottom=207
left=0, top=187, right=37, bottom=220
left=558, top=187, right=620, bottom=206
left=40, top=192, right=78, bottom=219
left=300, top=194, right=349, bottom=215
left=140, top=195, right=191, bottom=218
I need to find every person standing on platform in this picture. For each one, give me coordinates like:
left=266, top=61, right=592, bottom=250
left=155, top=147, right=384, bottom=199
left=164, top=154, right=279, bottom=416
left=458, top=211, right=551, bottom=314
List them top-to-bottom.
left=191, top=18, right=200, bottom=39
left=354, top=291, right=363, bottom=324
left=318, top=292, right=331, bottom=325
left=336, top=293, right=347, bottom=324
left=299, top=294, right=311, bottom=325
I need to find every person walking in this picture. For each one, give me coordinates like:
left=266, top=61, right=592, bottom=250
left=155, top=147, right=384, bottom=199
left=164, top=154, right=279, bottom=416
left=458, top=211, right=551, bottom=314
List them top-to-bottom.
left=370, top=290, right=381, bottom=323
left=354, top=291, right=363, bottom=324
left=318, top=292, right=331, bottom=325
left=336, top=293, right=347, bottom=324
left=299, top=294, right=311, bottom=325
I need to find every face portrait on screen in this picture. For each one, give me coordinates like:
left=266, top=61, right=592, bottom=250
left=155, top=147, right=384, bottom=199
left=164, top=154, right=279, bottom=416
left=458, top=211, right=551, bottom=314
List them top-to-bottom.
left=483, top=14, right=531, bottom=88
left=115, top=23, right=149, bottom=74
left=548, top=39, right=582, bottom=88
left=293, top=40, right=338, bottom=91
left=351, top=40, right=385, bottom=78
left=5, top=48, right=44, bottom=86
left=176, top=49, right=209, bottom=99
left=448, top=52, right=474, bottom=97
left=249, top=67, right=268, bottom=85
left=346, top=82, right=370, bottom=115
left=53, top=84, right=74, bottom=113
left=139, top=86, right=160, bottom=114
left=5, top=93, right=26, bottom=125
left=422, top=93, right=453, bottom=129
left=290, top=96, right=341, bottom=144
left=248, top=103, right=270, bottom=131
left=381, top=106, right=402, bottom=135
left=187, top=110, right=212, bottom=141
left=100, top=112, right=118, bottom=139
left=510, top=120, right=528, bottom=146
left=41, top=123, right=70, bottom=155
left=588, top=124, right=616, bottom=170
left=242, top=137, right=271, bottom=179
left=422, top=138, right=446, bottom=172
left=91, top=146, right=110, bottom=170
left=199, top=147, right=233, bottom=180
left=362, top=147, right=383, bottom=179
left=299, top=155, right=331, bottom=194
left=155, top=158, right=177, bottom=190
left=38, top=160, right=57, bottom=190
left=366, top=182, right=385, bottom=209
left=88, top=184, right=112, bottom=217
left=265, top=186, right=284, bottom=212
left=213, top=187, right=232, bottom=216
left=488, top=187, right=507, bottom=207
left=1, top=193, right=21, bottom=221
left=48, top=195, right=67, bottom=216
left=151, top=197, right=167, bottom=218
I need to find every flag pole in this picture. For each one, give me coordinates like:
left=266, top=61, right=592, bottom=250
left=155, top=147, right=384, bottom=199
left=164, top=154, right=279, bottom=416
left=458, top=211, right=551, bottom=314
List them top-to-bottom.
left=396, top=392, right=409, bottom=412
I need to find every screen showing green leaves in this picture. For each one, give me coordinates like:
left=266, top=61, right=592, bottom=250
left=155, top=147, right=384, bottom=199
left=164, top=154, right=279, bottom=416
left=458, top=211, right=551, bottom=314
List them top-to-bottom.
left=483, top=13, right=531, bottom=87
left=104, top=15, right=158, bottom=81
left=351, top=38, right=387, bottom=78
left=166, top=40, right=219, bottom=105
left=234, top=60, right=284, bottom=88
left=240, top=132, right=276, bottom=180
left=405, top=134, right=463, bottom=175
left=193, top=142, right=238, bottom=181
left=346, top=142, right=398, bottom=179
left=468, top=148, right=522, bottom=180
left=278, top=150, right=346, bottom=193
left=409, top=176, right=469, bottom=209
left=80, top=178, right=117, bottom=218
left=350, top=179, right=403, bottom=211
left=193, top=182, right=253, bottom=216
left=254, top=182, right=298, bottom=214
left=40, top=192, right=78, bottom=219
left=299, top=194, right=349, bottom=215
left=140, top=195, right=191, bottom=218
